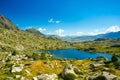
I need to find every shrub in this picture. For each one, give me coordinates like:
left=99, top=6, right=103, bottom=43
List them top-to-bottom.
left=12, top=50, right=18, bottom=55
left=41, top=52, right=47, bottom=60
left=32, top=53, right=40, bottom=60
left=111, top=55, right=118, bottom=62
left=96, top=56, right=106, bottom=61
left=6, top=58, right=11, bottom=62
left=113, top=61, right=120, bottom=69
left=114, top=61, right=120, bottom=66
left=5, top=63, right=13, bottom=68
left=74, top=68, right=83, bottom=75
left=4, top=70, right=12, bottom=76
left=64, top=73, right=75, bottom=80
left=94, top=75, right=107, bottom=80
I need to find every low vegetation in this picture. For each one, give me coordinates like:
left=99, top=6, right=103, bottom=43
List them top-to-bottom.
left=71, top=38, right=120, bottom=56
left=64, top=73, right=76, bottom=80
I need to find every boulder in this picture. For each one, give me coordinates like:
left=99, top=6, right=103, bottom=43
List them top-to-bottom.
left=89, top=63, right=104, bottom=69
left=61, top=64, right=76, bottom=77
left=11, top=66, right=23, bottom=73
left=86, top=71, right=118, bottom=80
left=102, top=71, right=117, bottom=80
left=33, top=73, right=58, bottom=80
left=15, top=75, right=21, bottom=78
left=21, top=77, right=29, bottom=80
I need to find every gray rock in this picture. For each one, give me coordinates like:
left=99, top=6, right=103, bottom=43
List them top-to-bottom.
left=89, top=63, right=104, bottom=69
left=61, top=64, right=76, bottom=77
left=11, top=66, right=23, bottom=73
left=103, top=67, right=109, bottom=71
left=86, top=71, right=118, bottom=80
left=102, top=71, right=117, bottom=80
left=33, top=73, right=58, bottom=80
left=16, top=75, right=21, bottom=78
left=78, top=75, right=84, bottom=78
left=21, top=77, right=29, bottom=80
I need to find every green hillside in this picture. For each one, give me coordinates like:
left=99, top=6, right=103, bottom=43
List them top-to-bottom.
left=0, top=14, right=67, bottom=57
left=71, top=38, right=120, bottom=56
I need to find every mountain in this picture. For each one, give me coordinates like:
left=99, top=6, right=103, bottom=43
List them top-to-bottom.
left=0, top=14, right=19, bottom=30
left=0, top=14, right=67, bottom=55
left=26, top=28, right=44, bottom=36
left=61, top=31, right=120, bottom=42
left=97, top=31, right=120, bottom=38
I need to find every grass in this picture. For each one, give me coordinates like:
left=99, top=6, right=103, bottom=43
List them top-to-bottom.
left=23, top=59, right=95, bottom=78
left=23, top=60, right=65, bottom=77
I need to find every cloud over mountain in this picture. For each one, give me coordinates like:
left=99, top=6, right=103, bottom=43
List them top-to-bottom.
left=89, top=26, right=120, bottom=35
left=106, top=26, right=120, bottom=32
left=38, top=28, right=46, bottom=32
left=55, top=29, right=64, bottom=36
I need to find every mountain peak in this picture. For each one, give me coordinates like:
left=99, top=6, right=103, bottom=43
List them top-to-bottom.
left=0, top=14, right=19, bottom=30
left=26, top=28, right=44, bottom=36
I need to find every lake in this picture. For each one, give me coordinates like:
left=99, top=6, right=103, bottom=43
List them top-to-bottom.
left=42, top=49, right=112, bottom=60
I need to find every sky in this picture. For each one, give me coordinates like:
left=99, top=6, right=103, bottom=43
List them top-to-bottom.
left=0, top=0, right=120, bottom=36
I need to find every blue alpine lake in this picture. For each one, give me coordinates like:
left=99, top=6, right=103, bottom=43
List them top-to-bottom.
left=41, top=49, right=113, bottom=60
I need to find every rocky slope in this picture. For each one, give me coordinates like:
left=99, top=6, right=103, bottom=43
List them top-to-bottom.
left=0, top=14, right=19, bottom=30
left=0, top=14, right=67, bottom=54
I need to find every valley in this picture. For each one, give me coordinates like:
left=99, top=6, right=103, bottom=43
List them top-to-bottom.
left=0, top=14, right=120, bottom=80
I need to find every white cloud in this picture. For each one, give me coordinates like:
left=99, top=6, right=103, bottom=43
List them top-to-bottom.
left=48, top=18, right=61, bottom=24
left=48, top=18, right=54, bottom=23
left=55, top=21, right=61, bottom=24
left=88, top=26, right=120, bottom=36
left=106, top=26, right=120, bottom=32
left=38, top=28, right=46, bottom=32
left=55, top=29, right=65, bottom=36
left=88, top=29, right=105, bottom=35
left=77, top=32, right=83, bottom=36
left=89, top=32, right=100, bottom=36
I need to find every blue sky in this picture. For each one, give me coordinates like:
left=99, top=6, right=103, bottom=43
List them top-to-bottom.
left=0, top=0, right=120, bottom=36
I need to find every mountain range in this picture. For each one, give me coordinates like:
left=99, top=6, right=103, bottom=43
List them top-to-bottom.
left=1, top=14, right=120, bottom=43
left=60, top=31, right=120, bottom=42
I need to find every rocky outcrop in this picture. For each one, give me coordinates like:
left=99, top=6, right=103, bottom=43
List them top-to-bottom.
left=0, top=14, right=19, bottom=30
left=89, top=61, right=105, bottom=69
left=61, top=64, right=76, bottom=77
left=11, top=66, right=23, bottom=73
left=86, top=71, right=118, bottom=80
left=101, top=71, right=117, bottom=80
left=33, top=73, right=58, bottom=80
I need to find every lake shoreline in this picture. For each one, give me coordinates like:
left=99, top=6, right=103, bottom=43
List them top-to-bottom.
left=40, top=48, right=113, bottom=60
